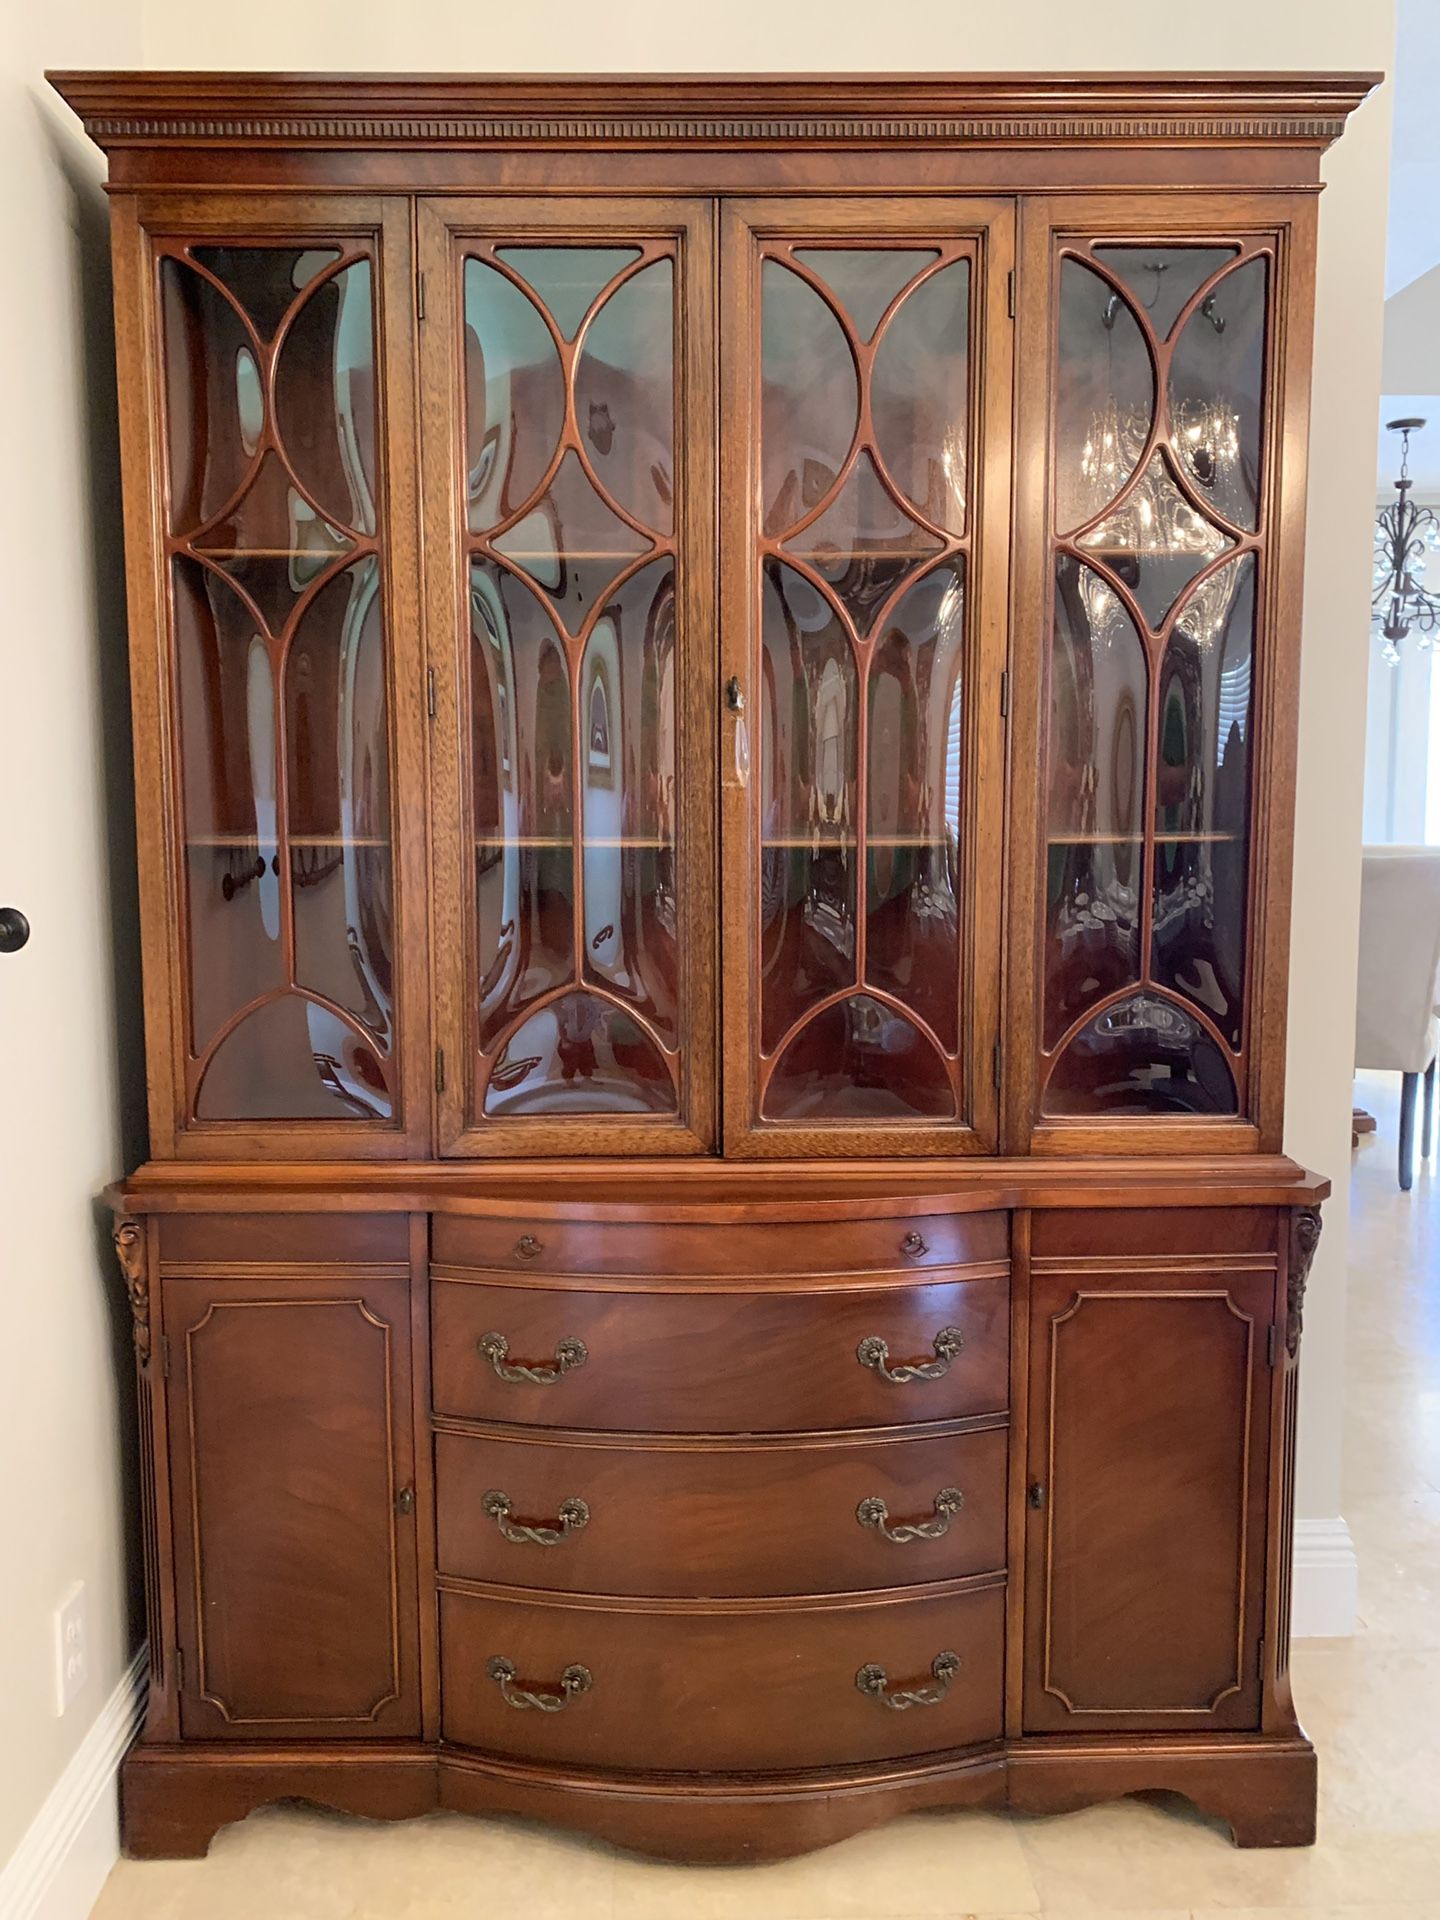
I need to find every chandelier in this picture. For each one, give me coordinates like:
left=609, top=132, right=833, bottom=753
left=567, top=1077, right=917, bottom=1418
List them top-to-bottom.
left=1374, top=417, right=1440, bottom=663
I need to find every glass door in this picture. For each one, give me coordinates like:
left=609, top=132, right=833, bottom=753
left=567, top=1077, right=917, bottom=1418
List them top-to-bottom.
left=143, top=196, right=427, bottom=1155
left=421, top=199, right=714, bottom=1155
left=720, top=200, right=1013, bottom=1156
left=1016, top=206, right=1280, bottom=1149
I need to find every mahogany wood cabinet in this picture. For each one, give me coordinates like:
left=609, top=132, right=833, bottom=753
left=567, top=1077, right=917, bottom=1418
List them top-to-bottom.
left=53, top=68, right=1372, bottom=1862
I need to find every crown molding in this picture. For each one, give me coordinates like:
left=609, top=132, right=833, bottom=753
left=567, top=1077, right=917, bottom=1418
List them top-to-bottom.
left=47, top=70, right=1380, bottom=154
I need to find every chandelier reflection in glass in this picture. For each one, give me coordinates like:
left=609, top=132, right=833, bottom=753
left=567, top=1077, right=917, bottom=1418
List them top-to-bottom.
left=1078, top=266, right=1243, bottom=652
left=1374, top=417, right=1440, bottom=664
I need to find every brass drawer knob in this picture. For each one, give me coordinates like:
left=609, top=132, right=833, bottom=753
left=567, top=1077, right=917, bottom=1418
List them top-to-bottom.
left=856, top=1327, right=964, bottom=1383
left=478, top=1332, right=588, bottom=1384
left=856, top=1486, right=964, bottom=1543
left=482, top=1490, right=590, bottom=1546
left=856, top=1651, right=961, bottom=1711
left=486, top=1656, right=592, bottom=1713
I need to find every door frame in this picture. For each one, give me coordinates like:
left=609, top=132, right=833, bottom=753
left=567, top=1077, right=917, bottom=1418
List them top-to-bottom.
left=416, top=195, right=717, bottom=1157
left=718, top=196, right=1015, bottom=1158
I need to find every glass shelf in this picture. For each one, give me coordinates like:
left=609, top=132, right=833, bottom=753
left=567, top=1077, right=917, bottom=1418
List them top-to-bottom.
left=1047, top=832, right=1240, bottom=847
left=186, top=834, right=390, bottom=849
left=474, top=836, right=672, bottom=850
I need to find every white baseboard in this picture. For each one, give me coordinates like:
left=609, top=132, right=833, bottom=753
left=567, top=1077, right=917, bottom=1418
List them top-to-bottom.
left=1292, top=1516, right=1359, bottom=1638
left=0, top=1643, right=146, bottom=1920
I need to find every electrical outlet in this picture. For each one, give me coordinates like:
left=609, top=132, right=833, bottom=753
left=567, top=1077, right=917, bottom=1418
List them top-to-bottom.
left=54, top=1583, right=87, bottom=1715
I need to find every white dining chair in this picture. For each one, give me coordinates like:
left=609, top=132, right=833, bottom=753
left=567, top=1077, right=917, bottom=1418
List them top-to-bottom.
left=1355, top=845, right=1440, bottom=1190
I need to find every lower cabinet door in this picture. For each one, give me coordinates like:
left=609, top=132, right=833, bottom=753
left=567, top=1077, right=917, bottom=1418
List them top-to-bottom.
left=1023, top=1230, right=1274, bottom=1733
left=164, top=1272, right=422, bottom=1739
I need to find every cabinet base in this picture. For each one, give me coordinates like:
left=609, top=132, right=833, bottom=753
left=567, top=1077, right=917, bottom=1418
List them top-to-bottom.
left=120, top=1733, right=1316, bottom=1862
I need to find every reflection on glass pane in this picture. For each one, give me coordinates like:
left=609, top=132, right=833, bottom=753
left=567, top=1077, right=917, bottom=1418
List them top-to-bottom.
left=190, top=246, right=339, bottom=340
left=1092, top=246, right=1238, bottom=342
left=496, top=247, right=642, bottom=341
left=793, top=248, right=939, bottom=342
left=1168, top=257, right=1267, bottom=531
left=1054, top=258, right=1155, bottom=537
left=162, top=259, right=260, bottom=532
left=465, top=259, right=566, bottom=534
left=573, top=259, right=674, bottom=534
left=871, top=259, right=970, bottom=533
left=761, top=260, right=859, bottom=537
left=274, top=261, right=377, bottom=535
left=193, top=450, right=352, bottom=578
left=495, top=450, right=651, bottom=637
left=1077, top=450, right=1234, bottom=631
left=783, top=451, right=942, bottom=635
left=1151, top=555, right=1254, bottom=1049
left=174, top=558, right=283, bottom=1050
left=1049, top=558, right=1147, bottom=842
left=285, top=559, right=393, bottom=1038
left=760, top=561, right=857, bottom=1051
left=470, top=562, right=574, bottom=1049
left=581, top=562, right=678, bottom=1044
left=866, top=562, right=965, bottom=1052
left=1044, top=837, right=1142, bottom=1051
left=1042, top=989, right=1237, bottom=1117
left=484, top=992, right=676, bottom=1115
left=195, top=994, right=392, bottom=1121
left=763, top=994, right=956, bottom=1119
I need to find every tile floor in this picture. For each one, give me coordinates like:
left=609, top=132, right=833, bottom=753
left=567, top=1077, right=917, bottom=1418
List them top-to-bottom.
left=90, top=1074, right=1440, bottom=1918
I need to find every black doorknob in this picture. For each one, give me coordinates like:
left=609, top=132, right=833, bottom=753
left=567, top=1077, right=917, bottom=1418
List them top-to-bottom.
left=0, top=908, right=31, bottom=954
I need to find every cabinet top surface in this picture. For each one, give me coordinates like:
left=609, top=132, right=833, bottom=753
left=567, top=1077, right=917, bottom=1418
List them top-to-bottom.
left=49, top=68, right=1379, bottom=152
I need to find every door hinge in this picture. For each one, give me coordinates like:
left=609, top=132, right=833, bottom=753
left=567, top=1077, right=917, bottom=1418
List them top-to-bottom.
left=1006, top=268, right=1016, bottom=318
left=415, top=270, right=427, bottom=321
left=426, top=664, right=437, bottom=720
left=1000, top=668, right=1010, bottom=718
left=993, top=1040, right=1002, bottom=1091
left=435, top=1046, right=446, bottom=1095
left=1267, top=1323, right=1279, bottom=1368
left=160, top=1334, right=171, bottom=1381
left=1257, top=1634, right=1267, bottom=1679
left=175, top=1646, right=185, bottom=1690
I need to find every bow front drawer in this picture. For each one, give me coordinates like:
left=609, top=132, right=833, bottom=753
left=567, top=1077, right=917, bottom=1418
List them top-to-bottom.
left=430, top=1270, right=1010, bottom=1433
left=434, top=1423, right=1008, bottom=1595
left=439, top=1580, right=1004, bottom=1772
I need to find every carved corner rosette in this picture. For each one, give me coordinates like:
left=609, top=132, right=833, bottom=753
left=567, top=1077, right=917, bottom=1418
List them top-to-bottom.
left=1285, top=1205, right=1322, bottom=1359
left=113, top=1214, right=151, bottom=1367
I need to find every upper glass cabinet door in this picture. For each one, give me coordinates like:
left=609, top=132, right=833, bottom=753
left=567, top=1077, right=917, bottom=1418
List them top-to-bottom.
left=422, top=201, right=714, bottom=1155
left=721, top=201, right=1012, bottom=1156
left=151, top=206, right=422, bottom=1151
left=1037, top=234, right=1270, bottom=1131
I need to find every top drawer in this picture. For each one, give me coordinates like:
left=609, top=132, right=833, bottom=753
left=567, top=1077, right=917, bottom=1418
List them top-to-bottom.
left=432, top=1209, right=1006, bottom=1279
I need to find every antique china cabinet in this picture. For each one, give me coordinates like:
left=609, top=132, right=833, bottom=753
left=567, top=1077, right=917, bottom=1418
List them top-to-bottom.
left=52, top=68, right=1373, bottom=1861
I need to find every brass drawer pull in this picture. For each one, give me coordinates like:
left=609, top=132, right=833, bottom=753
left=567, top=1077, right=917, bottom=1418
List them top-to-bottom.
left=900, top=1230, right=928, bottom=1258
left=515, top=1234, right=543, bottom=1260
left=856, top=1327, right=964, bottom=1383
left=477, top=1332, right=588, bottom=1384
left=856, top=1486, right=964, bottom=1542
left=482, top=1490, right=590, bottom=1546
left=856, top=1651, right=961, bottom=1710
left=486, top=1656, right=592, bottom=1713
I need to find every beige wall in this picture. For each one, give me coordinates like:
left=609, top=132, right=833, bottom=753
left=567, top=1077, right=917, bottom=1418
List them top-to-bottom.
left=0, top=0, right=145, bottom=1873
left=1, top=0, right=1394, bottom=1877
left=136, top=0, right=1392, bottom=1525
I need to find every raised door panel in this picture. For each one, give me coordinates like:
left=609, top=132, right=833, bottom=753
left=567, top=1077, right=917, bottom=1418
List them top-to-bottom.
left=116, top=193, right=429, bottom=1157
left=1005, top=193, right=1317, bottom=1155
left=418, top=197, right=716, bottom=1157
left=719, top=198, right=1013, bottom=1157
left=1023, top=1233, right=1274, bottom=1732
left=164, top=1265, right=421, bottom=1738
